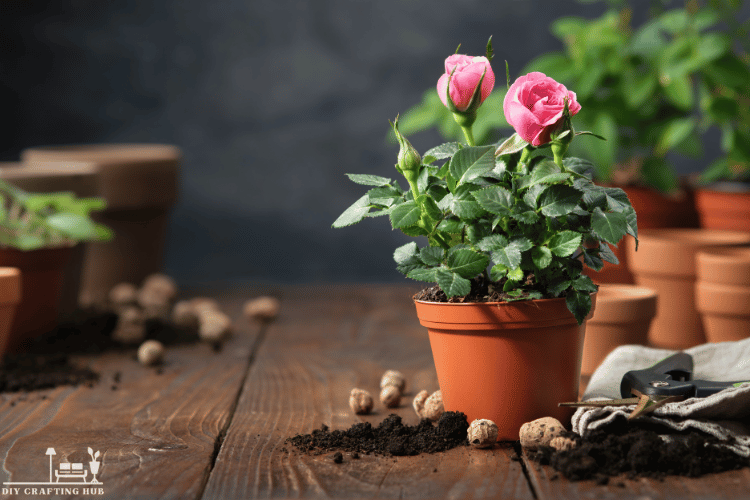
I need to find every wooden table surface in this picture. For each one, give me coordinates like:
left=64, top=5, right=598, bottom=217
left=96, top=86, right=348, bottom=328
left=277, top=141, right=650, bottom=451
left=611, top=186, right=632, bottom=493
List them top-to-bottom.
left=1, top=284, right=749, bottom=500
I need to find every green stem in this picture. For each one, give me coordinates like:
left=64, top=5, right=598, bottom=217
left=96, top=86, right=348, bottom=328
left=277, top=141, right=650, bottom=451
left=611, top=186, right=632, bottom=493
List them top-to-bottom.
left=461, top=125, right=476, bottom=147
left=519, top=146, right=532, bottom=164
left=553, top=149, right=565, bottom=171
left=406, top=177, right=420, bottom=200
left=432, top=232, right=451, bottom=250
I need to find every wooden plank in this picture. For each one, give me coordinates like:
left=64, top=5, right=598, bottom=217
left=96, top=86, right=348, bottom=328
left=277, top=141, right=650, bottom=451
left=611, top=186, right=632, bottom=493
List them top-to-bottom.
left=201, top=285, right=535, bottom=500
left=0, top=288, right=265, bottom=500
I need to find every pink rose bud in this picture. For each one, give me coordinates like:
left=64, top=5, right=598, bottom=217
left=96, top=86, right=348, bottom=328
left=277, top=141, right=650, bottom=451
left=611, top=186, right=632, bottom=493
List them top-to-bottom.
left=437, top=54, right=495, bottom=113
left=503, top=72, right=581, bottom=147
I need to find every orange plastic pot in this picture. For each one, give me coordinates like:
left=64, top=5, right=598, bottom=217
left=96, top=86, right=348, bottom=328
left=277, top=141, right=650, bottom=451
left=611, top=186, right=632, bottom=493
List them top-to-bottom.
left=585, top=184, right=698, bottom=285
left=695, top=188, right=750, bottom=231
left=626, top=229, right=750, bottom=350
left=0, top=247, right=73, bottom=352
left=695, top=247, right=750, bottom=342
left=0, top=268, right=22, bottom=358
left=580, top=285, right=657, bottom=376
left=414, top=294, right=595, bottom=440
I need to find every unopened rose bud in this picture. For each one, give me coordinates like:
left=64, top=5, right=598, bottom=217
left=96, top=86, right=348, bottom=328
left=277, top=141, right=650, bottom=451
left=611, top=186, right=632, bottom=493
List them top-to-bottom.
left=437, top=53, right=494, bottom=114
left=391, top=117, right=421, bottom=178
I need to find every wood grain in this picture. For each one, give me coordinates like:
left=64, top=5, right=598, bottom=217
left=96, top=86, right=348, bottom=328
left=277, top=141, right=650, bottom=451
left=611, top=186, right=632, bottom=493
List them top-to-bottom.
left=201, top=285, right=534, bottom=500
left=0, top=288, right=266, bottom=500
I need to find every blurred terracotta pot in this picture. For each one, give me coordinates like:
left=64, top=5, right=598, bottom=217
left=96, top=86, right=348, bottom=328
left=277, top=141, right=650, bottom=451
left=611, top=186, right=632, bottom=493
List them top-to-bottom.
left=21, top=144, right=180, bottom=305
left=0, top=162, right=99, bottom=318
left=585, top=184, right=699, bottom=285
left=695, top=184, right=750, bottom=231
left=626, top=229, right=750, bottom=350
left=0, top=247, right=73, bottom=352
left=696, top=247, right=750, bottom=342
left=0, top=267, right=22, bottom=359
left=580, top=284, right=657, bottom=376
left=414, top=294, right=595, bottom=440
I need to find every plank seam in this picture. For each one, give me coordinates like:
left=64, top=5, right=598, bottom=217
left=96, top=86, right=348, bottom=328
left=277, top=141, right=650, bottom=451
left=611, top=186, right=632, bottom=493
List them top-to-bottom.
left=514, top=441, right=539, bottom=500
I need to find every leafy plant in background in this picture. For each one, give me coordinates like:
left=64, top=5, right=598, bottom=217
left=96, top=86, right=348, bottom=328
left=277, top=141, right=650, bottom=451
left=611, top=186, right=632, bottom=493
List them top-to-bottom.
left=398, top=0, right=750, bottom=192
left=334, top=44, right=637, bottom=324
left=0, top=178, right=113, bottom=250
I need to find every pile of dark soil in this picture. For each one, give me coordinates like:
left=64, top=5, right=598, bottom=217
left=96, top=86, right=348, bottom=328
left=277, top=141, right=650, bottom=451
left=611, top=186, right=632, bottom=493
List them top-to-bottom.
left=413, top=274, right=554, bottom=303
left=0, top=353, right=99, bottom=393
left=287, top=412, right=469, bottom=458
left=529, top=417, right=749, bottom=483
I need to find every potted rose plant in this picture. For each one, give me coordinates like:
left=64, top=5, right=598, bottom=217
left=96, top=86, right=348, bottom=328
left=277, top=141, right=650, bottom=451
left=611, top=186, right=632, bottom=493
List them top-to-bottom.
left=333, top=44, right=637, bottom=439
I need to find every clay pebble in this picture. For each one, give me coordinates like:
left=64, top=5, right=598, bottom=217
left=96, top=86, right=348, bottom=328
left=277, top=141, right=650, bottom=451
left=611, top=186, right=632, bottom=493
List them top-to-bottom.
left=244, top=296, right=280, bottom=321
left=138, top=340, right=165, bottom=366
left=349, top=388, right=374, bottom=415
left=520, top=416, right=564, bottom=450
left=467, top=419, right=498, bottom=449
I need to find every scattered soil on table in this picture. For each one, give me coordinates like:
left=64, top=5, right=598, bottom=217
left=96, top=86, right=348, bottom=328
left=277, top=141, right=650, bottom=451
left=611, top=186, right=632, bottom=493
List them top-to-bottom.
left=413, top=274, right=561, bottom=303
left=287, top=412, right=469, bottom=458
left=529, top=417, right=750, bottom=482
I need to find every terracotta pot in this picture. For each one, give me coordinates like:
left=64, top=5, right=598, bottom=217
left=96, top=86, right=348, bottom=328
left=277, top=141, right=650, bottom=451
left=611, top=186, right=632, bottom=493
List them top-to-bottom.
left=21, top=144, right=180, bottom=305
left=0, top=162, right=99, bottom=318
left=585, top=184, right=699, bottom=285
left=695, top=185, right=750, bottom=231
left=626, top=229, right=750, bottom=350
left=0, top=247, right=73, bottom=352
left=695, top=247, right=750, bottom=342
left=0, top=268, right=22, bottom=358
left=580, top=285, right=657, bottom=376
left=414, top=294, right=595, bottom=440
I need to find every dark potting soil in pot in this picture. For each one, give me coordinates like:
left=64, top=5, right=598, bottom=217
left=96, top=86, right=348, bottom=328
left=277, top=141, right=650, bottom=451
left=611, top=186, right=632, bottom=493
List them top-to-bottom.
left=413, top=274, right=563, bottom=303
left=0, top=308, right=201, bottom=393
left=287, top=412, right=469, bottom=459
left=528, top=417, right=749, bottom=483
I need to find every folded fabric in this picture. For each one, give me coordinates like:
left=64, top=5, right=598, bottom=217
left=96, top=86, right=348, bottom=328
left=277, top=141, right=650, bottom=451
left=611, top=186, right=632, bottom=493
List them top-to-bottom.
left=572, top=337, right=750, bottom=457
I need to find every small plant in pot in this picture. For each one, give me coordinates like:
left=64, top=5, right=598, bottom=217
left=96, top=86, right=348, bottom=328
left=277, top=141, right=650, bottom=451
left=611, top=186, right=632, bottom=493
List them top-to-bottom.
left=333, top=42, right=638, bottom=440
left=0, top=178, right=113, bottom=354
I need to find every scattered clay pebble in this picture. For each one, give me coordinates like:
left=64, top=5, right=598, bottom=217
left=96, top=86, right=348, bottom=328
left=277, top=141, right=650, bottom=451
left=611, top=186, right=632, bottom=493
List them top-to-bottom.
left=141, top=273, right=178, bottom=301
left=108, top=282, right=138, bottom=307
left=137, top=287, right=171, bottom=320
left=244, top=296, right=280, bottom=321
left=191, top=297, right=221, bottom=314
left=172, top=300, right=200, bottom=329
left=111, top=306, right=146, bottom=344
left=198, top=309, right=232, bottom=343
left=137, top=340, right=165, bottom=366
left=380, top=370, right=406, bottom=394
left=380, top=385, right=401, bottom=408
left=349, top=388, right=374, bottom=415
left=413, top=390, right=429, bottom=418
left=423, top=390, right=444, bottom=421
left=520, top=416, right=564, bottom=451
left=467, top=419, right=498, bottom=449
left=550, top=436, right=577, bottom=452
left=332, top=452, right=343, bottom=463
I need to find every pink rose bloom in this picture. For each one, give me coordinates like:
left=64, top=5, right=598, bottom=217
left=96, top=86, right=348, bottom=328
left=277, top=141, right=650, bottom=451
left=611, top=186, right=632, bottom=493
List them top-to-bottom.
left=437, top=54, right=495, bottom=112
left=503, top=72, right=581, bottom=146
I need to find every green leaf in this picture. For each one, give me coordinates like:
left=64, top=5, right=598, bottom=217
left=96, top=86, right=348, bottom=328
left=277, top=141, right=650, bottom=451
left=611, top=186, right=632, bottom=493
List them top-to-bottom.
left=660, top=9, right=689, bottom=33
left=696, top=33, right=730, bottom=64
left=622, top=68, right=657, bottom=108
left=662, top=74, right=693, bottom=110
left=588, top=113, right=617, bottom=178
left=656, top=119, right=695, bottom=156
left=495, top=133, right=530, bottom=157
left=424, top=142, right=461, bottom=160
left=449, top=146, right=495, bottom=186
left=641, top=157, right=678, bottom=193
left=564, top=158, right=595, bottom=178
left=346, top=173, right=392, bottom=187
left=451, top=185, right=486, bottom=219
left=538, top=185, right=582, bottom=217
left=368, top=186, right=402, bottom=207
left=472, top=186, right=513, bottom=216
left=332, top=194, right=370, bottom=228
left=416, top=195, right=442, bottom=223
left=511, top=200, right=541, bottom=224
left=390, top=201, right=421, bottom=228
left=591, top=207, right=628, bottom=245
left=624, top=207, right=638, bottom=248
left=46, top=213, right=97, bottom=239
left=437, top=217, right=464, bottom=233
left=94, top=224, right=114, bottom=241
left=400, top=225, right=429, bottom=237
left=548, top=231, right=582, bottom=257
left=13, top=234, right=46, bottom=251
left=477, top=234, right=508, bottom=252
left=490, top=237, right=531, bottom=270
left=393, top=241, right=418, bottom=264
left=599, top=242, right=619, bottom=265
left=531, top=246, right=553, bottom=269
left=420, top=247, right=445, bottom=266
left=447, top=248, right=489, bottom=279
left=583, top=250, right=604, bottom=271
left=490, top=263, right=508, bottom=281
left=507, top=267, right=524, bottom=281
left=407, top=268, right=438, bottom=283
left=435, top=268, right=471, bottom=297
left=572, top=275, right=597, bottom=294
left=549, top=279, right=572, bottom=297
left=566, top=289, right=592, bottom=325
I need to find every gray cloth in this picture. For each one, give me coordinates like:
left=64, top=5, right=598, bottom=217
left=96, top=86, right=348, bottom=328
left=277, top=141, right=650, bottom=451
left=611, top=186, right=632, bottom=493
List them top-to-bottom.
left=572, top=338, right=750, bottom=457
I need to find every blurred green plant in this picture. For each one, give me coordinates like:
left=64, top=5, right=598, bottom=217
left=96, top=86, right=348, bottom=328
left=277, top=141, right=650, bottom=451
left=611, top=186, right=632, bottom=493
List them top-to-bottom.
left=397, top=0, right=750, bottom=192
left=0, top=179, right=113, bottom=251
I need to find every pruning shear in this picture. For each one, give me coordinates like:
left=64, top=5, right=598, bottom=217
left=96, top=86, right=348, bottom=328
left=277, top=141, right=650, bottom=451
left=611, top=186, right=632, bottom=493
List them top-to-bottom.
left=560, top=352, right=750, bottom=419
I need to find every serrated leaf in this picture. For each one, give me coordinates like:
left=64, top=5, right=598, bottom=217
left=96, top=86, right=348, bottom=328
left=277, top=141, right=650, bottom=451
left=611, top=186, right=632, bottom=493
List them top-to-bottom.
left=656, top=118, right=695, bottom=156
left=495, top=133, right=530, bottom=156
left=424, top=142, right=462, bottom=160
left=450, top=146, right=495, bottom=186
left=564, top=157, right=595, bottom=178
left=528, top=160, right=570, bottom=186
left=346, top=173, right=392, bottom=187
left=523, top=184, right=547, bottom=208
left=451, top=185, right=485, bottom=219
left=538, top=185, right=582, bottom=217
left=368, top=186, right=402, bottom=207
left=472, top=186, right=513, bottom=216
left=332, top=194, right=370, bottom=228
left=416, top=195, right=442, bottom=223
left=511, top=200, right=540, bottom=224
left=390, top=201, right=421, bottom=228
left=591, top=207, right=628, bottom=245
left=625, top=207, right=638, bottom=249
left=46, top=213, right=97, bottom=239
left=437, top=217, right=464, bottom=233
left=400, top=225, right=429, bottom=237
left=548, top=231, right=582, bottom=257
left=477, top=234, right=509, bottom=252
left=489, top=238, right=532, bottom=270
left=394, top=241, right=418, bottom=264
left=599, top=242, right=619, bottom=265
left=531, top=246, right=553, bottom=269
left=420, top=247, right=445, bottom=266
left=447, top=248, right=489, bottom=279
left=583, top=250, right=604, bottom=271
left=490, top=263, right=508, bottom=281
left=507, top=267, right=524, bottom=281
left=407, top=268, right=439, bottom=282
left=435, top=268, right=471, bottom=297
left=573, top=275, right=597, bottom=293
left=549, top=279, right=572, bottom=297
left=566, top=289, right=592, bottom=325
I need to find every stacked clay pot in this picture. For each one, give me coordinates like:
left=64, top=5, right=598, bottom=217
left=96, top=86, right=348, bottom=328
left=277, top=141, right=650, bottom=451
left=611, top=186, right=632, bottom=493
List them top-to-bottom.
left=626, top=229, right=750, bottom=350
left=696, top=247, right=750, bottom=342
